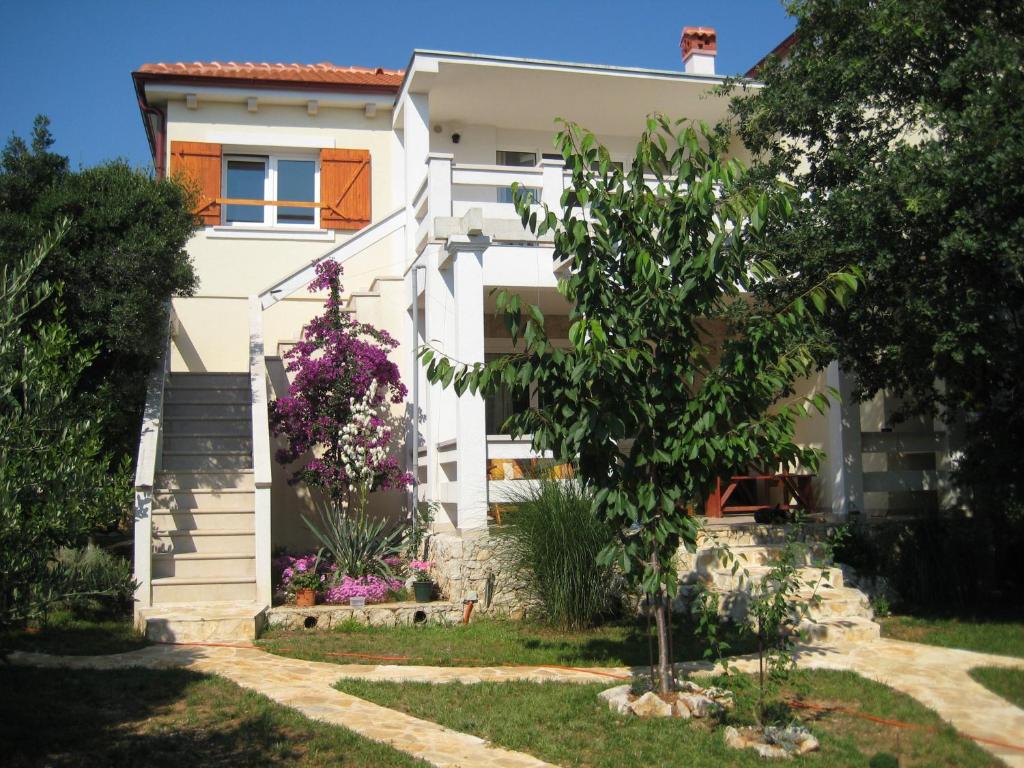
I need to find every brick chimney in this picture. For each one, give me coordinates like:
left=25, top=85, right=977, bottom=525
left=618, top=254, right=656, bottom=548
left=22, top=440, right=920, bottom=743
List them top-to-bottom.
left=681, top=26, right=717, bottom=75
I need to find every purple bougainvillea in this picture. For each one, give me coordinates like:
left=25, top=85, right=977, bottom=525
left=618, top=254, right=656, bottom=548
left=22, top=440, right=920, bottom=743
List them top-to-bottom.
left=269, top=260, right=413, bottom=505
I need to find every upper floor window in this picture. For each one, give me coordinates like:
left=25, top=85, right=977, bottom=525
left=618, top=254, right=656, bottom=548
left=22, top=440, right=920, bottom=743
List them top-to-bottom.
left=496, top=150, right=539, bottom=204
left=223, top=154, right=319, bottom=227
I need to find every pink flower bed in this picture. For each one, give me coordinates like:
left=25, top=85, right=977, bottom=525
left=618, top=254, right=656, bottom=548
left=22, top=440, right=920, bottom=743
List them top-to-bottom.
left=324, top=574, right=404, bottom=604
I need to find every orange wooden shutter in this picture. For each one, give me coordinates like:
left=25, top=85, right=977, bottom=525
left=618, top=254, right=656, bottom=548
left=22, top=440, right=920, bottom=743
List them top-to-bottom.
left=170, top=141, right=222, bottom=226
left=320, top=148, right=371, bottom=230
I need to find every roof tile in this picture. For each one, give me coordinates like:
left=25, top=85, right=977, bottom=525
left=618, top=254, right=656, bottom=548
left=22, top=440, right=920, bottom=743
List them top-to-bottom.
left=136, top=61, right=404, bottom=89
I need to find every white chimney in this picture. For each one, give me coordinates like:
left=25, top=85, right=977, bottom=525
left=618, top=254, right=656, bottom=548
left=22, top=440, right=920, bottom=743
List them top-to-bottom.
left=681, top=26, right=717, bottom=75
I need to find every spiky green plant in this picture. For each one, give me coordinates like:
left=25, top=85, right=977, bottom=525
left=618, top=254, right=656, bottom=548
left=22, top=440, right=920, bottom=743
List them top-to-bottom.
left=496, top=478, right=619, bottom=629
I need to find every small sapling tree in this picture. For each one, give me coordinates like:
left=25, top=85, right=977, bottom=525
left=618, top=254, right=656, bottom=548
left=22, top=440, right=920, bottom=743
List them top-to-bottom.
left=421, top=116, right=858, bottom=694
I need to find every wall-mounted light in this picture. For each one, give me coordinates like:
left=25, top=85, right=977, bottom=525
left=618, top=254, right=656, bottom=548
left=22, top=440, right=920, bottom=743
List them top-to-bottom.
left=451, top=132, right=461, bottom=144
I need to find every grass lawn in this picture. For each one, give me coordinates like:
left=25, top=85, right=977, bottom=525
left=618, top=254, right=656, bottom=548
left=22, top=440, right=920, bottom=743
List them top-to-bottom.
left=0, top=609, right=147, bottom=656
left=259, top=615, right=756, bottom=668
left=879, top=615, right=1024, bottom=658
left=0, top=665, right=426, bottom=768
left=969, top=666, right=1024, bottom=709
left=336, top=670, right=998, bottom=768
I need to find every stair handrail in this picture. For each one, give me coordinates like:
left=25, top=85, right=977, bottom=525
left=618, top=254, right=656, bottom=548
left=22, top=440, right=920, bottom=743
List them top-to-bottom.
left=257, top=206, right=405, bottom=309
left=249, top=296, right=273, bottom=606
left=133, top=301, right=175, bottom=612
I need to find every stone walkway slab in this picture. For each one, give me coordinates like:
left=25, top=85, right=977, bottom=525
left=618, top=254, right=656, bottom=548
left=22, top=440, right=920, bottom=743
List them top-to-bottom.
left=10, top=637, right=1024, bottom=767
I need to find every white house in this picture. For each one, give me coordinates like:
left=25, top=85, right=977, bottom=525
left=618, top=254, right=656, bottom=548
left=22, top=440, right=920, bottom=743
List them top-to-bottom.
left=130, top=29, right=956, bottom=638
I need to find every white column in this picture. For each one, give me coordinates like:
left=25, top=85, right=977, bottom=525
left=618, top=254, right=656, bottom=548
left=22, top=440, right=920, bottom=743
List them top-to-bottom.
left=403, top=92, right=430, bottom=269
left=427, top=153, right=453, bottom=236
left=540, top=157, right=565, bottom=214
left=450, top=234, right=490, bottom=531
left=422, top=243, right=449, bottom=509
left=826, top=361, right=865, bottom=518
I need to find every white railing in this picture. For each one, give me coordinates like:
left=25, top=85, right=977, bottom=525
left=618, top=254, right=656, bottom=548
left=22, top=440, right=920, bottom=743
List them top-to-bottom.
left=258, top=206, right=406, bottom=308
left=248, top=296, right=273, bottom=606
left=133, top=302, right=175, bottom=612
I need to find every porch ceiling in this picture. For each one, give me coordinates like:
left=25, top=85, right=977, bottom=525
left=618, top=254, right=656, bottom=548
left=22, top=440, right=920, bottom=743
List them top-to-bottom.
left=419, top=55, right=740, bottom=136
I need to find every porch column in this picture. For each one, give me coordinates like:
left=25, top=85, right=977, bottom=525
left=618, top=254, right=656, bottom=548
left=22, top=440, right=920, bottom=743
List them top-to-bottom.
left=449, top=234, right=490, bottom=531
left=422, top=243, right=451, bottom=510
left=826, top=361, right=865, bottom=518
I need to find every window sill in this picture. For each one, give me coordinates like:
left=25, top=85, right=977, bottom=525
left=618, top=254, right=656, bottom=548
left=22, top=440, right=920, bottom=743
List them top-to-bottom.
left=205, top=226, right=335, bottom=242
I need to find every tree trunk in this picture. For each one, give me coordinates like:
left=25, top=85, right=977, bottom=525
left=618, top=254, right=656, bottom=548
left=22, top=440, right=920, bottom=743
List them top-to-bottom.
left=650, top=547, right=673, bottom=694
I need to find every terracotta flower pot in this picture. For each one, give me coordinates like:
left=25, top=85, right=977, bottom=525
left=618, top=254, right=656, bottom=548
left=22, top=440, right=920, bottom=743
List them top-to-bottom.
left=413, top=580, right=434, bottom=603
left=295, top=588, right=317, bottom=607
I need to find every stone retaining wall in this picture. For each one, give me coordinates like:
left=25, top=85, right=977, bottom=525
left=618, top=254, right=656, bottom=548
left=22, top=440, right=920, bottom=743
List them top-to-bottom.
left=425, top=531, right=532, bottom=617
left=267, top=601, right=463, bottom=630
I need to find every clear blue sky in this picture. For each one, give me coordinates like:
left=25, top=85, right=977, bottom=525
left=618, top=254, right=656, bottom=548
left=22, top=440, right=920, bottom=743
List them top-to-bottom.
left=0, top=1, right=794, bottom=171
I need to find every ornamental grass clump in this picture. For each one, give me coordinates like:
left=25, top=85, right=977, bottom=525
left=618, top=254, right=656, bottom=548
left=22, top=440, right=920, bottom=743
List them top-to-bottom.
left=497, top=478, right=619, bottom=630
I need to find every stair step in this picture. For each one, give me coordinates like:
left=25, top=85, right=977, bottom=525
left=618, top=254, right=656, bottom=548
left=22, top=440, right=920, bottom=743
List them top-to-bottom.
left=168, top=373, right=249, bottom=388
left=165, top=388, right=250, bottom=405
left=165, top=403, right=251, bottom=419
left=164, top=418, right=251, bottom=435
left=164, top=436, right=253, bottom=453
left=161, top=452, right=253, bottom=471
left=156, top=470, right=254, bottom=491
left=153, top=488, right=254, bottom=511
left=152, top=510, right=255, bottom=532
left=154, top=528, right=255, bottom=555
left=681, top=544, right=827, bottom=571
left=152, top=552, right=256, bottom=579
left=698, top=565, right=844, bottom=592
left=151, top=576, right=257, bottom=604
left=138, top=602, right=265, bottom=643
left=798, top=617, right=881, bottom=645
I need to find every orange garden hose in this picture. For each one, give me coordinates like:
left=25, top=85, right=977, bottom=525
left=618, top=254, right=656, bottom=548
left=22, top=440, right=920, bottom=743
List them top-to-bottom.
left=785, top=699, right=1024, bottom=754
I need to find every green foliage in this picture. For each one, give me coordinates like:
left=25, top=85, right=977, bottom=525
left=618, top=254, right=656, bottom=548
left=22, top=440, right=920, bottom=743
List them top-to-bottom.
left=729, top=1, right=1024, bottom=504
left=0, top=115, right=198, bottom=459
left=421, top=116, right=857, bottom=691
left=0, top=225, right=129, bottom=628
left=495, top=478, right=620, bottom=629
left=303, top=508, right=403, bottom=579
left=836, top=514, right=1024, bottom=613
left=38, top=545, right=137, bottom=616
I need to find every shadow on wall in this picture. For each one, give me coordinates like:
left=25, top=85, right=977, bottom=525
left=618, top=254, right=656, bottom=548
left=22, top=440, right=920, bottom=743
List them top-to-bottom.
left=172, top=323, right=207, bottom=372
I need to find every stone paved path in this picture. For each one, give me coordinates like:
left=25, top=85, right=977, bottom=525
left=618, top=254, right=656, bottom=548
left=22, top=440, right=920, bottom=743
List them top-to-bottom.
left=10, top=638, right=1024, bottom=767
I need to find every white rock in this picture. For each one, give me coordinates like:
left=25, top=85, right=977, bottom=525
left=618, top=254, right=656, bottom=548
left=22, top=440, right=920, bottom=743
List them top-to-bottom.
left=597, top=685, right=631, bottom=703
left=629, top=691, right=673, bottom=718
left=677, top=693, right=722, bottom=718
left=672, top=699, right=692, bottom=719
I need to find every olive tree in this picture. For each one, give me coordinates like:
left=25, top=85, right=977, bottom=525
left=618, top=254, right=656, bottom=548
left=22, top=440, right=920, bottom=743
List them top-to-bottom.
left=421, top=117, right=856, bottom=693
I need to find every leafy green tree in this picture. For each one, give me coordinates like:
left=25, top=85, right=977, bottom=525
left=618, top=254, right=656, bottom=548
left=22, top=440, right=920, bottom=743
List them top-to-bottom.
left=728, top=0, right=1024, bottom=498
left=0, top=116, right=197, bottom=460
left=421, top=117, right=856, bottom=692
left=0, top=224, right=129, bottom=629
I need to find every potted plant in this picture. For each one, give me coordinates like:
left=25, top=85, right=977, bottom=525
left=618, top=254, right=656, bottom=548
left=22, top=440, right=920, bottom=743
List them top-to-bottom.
left=409, top=560, right=434, bottom=603
left=289, top=567, right=322, bottom=607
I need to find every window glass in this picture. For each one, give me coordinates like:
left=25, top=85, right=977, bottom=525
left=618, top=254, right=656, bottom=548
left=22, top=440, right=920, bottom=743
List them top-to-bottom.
left=496, top=150, right=539, bottom=205
left=225, top=159, right=266, bottom=223
left=277, top=159, right=316, bottom=225
left=484, top=353, right=530, bottom=434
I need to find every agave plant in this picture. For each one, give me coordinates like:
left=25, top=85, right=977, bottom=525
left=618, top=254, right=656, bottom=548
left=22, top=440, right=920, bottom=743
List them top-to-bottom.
left=303, top=508, right=404, bottom=579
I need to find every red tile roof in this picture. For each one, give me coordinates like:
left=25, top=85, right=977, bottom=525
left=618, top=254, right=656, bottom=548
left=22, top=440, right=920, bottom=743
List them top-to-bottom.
left=135, top=61, right=404, bottom=90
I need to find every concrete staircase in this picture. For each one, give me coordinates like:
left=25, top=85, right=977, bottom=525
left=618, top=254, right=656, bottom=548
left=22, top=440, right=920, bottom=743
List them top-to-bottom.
left=138, top=373, right=265, bottom=642
left=679, top=524, right=880, bottom=645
